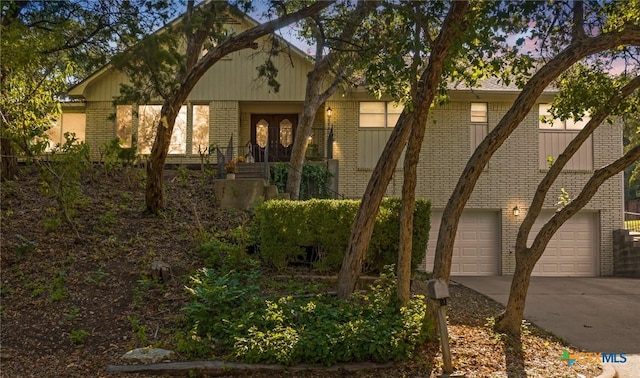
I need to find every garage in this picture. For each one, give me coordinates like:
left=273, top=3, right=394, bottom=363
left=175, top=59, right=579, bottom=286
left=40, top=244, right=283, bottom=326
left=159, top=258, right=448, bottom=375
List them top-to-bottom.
left=423, top=211, right=500, bottom=275
left=531, top=211, right=598, bottom=276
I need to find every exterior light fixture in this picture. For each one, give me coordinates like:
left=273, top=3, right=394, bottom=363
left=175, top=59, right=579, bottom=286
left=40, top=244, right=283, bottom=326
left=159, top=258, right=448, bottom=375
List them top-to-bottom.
left=326, top=107, right=334, bottom=159
left=513, top=206, right=520, bottom=217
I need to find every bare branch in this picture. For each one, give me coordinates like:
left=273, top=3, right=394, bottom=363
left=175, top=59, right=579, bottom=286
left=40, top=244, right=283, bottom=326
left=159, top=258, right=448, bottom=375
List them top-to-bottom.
left=572, top=1, right=586, bottom=40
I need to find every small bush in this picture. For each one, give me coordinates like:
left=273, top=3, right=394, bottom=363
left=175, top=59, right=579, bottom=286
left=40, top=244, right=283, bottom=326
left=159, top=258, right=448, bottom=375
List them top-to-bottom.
left=269, top=162, right=333, bottom=200
left=255, top=198, right=430, bottom=273
left=195, top=223, right=258, bottom=271
left=181, top=266, right=429, bottom=365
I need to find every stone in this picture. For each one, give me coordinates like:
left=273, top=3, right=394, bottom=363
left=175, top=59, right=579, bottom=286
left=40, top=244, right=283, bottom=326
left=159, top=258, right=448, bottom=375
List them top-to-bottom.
left=121, top=347, right=174, bottom=363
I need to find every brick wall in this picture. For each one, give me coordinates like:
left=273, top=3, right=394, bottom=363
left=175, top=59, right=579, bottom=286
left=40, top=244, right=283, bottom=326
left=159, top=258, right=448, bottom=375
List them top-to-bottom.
left=328, top=97, right=623, bottom=276
left=85, top=101, right=116, bottom=160
left=211, top=101, right=239, bottom=154
left=613, top=229, right=640, bottom=278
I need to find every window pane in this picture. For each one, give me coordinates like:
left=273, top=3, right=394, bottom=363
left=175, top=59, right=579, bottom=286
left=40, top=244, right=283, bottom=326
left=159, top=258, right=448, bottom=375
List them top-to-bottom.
left=360, top=102, right=385, bottom=113
left=360, top=102, right=386, bottom=127
left=386, top=102, right=403, bottom=127
left=471, top=103, right=487, bottom=123
left=538, top=104, right=564, bottom=129
left=116, top=105, right=133, bottom=148
left=138, top=105, right=161, bottom=154
left=192, top=105, right=210, bottom=154
left=170, top=106, right=187, bottom=154
left=62, top=113, right=86, bottom=142
left=360, top=113, right=386, bottom=127
left=387, top=113, right=401, bottom=127
left=45, top=118, right=62, bottom=151
left=256, top=119, right=268, bottom=148
left=279, top=119, right=293, bottom=147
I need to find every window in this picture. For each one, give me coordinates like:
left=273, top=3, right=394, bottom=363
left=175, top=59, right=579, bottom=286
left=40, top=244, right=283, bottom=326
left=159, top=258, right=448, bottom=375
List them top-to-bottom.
left=358, top=101, right=405, bottom=169
left=359, top=102, right=403, bottom=128
left=470, top=102, right=487, bottom=123
left=470, top=103, right=488, bottom=154
left=118, top=104, right=205, bottom=155
left=538, top=104, right=593, bottom=171
left=538, top=104, right=590, bottom=130
left=116, top=105, right=133, bottom=148
left=192, top=105, right=210, bottom=154
left=46, top=112, right=86, bottom=151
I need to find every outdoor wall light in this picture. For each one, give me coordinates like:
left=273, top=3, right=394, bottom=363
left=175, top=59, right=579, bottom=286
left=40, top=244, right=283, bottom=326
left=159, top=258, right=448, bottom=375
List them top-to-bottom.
left=326, top=107, right=332, bottom=119
left=513, top=206, right=520, bottom=217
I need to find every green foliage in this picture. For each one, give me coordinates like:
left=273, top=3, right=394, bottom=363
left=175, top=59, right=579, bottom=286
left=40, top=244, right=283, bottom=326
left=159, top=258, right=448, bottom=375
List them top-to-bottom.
left=0, top=19, right=71, bottom=158
left=39, top=133, right=90, bottom=238
left=100, top=138, right=137, bottom=173
left=269, top=162, right=334, bottom=200
left=177, top=166, right=189, bottom=186
left=556, top=188, right=572, bottom=210
left=255, top=198, right=430, bottom=273
left=195, top=223, right=259, bottom=271
left=14, top=234, right=38, bottom=258
left=182, top=266, right=429, bottom=365
left=179, top=267, right=426, bottom=365
left=182, top=268, right=263, bottom=356
left=50, top=270, right=67, bottom=302
left=63, top=306, right=81, bottom=321
left=128, top=315, right=148, bottom=346
left=69, top=329, right=90, bottom=346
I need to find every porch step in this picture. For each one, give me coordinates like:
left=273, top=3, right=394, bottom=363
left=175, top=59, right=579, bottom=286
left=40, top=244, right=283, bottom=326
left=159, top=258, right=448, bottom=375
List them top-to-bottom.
left=236, top=163, right=269, bottom=179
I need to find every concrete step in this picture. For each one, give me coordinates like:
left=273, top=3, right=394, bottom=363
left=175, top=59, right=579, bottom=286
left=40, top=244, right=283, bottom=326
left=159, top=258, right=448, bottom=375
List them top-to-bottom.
left=236, top=163, right=269, bottom=179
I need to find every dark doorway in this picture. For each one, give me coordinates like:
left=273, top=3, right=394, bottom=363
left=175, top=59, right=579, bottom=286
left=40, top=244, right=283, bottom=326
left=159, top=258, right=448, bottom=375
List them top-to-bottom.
left=250, top=114, right=298, bottom=162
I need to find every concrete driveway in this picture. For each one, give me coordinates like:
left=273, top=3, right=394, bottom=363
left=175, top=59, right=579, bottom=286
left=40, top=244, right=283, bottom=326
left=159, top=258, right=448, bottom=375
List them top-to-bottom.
left=451, top=276, right=640, bottom=353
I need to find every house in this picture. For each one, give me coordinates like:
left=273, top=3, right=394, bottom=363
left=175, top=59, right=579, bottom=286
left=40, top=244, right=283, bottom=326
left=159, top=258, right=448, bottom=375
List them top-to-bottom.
left=62, top=7, right=624, bottom=278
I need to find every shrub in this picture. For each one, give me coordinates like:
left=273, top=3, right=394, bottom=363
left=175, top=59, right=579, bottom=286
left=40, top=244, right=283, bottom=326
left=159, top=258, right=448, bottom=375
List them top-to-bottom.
left=39, top=132, right=90, bottom=238
left=269, top=162, right=333, bottom=200
left=255, top=198, right=430, bottom=273
left=181, top=266, right=429, bottom=365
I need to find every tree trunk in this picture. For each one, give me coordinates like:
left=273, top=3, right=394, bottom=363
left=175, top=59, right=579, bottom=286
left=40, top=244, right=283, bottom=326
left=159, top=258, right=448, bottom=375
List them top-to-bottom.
left=285, top=1, right=372, bottom=200
left=337, top=1, right=471, bottom=299
left=432, top=29, right=640, bottom=283
left=286, top=77, right=323, bottom=200
left=145, top=103, right=179, bottom=213
left=397, top=106, right=431, bottom=305
left=337, top=113, right=416, bottom=298
left=1, top=136, right=18, bottom=180
left=497, top=144, right=640, bottom=335
left=494, top=249, right=536, bottom=336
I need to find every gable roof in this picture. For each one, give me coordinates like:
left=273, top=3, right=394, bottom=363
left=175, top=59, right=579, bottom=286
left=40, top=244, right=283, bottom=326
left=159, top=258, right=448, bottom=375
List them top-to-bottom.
left=67, top=1, right=314, bottom=98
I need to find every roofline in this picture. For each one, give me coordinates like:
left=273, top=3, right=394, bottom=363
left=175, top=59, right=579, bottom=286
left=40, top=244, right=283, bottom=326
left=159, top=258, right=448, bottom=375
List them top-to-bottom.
left=67, top=1, right=314, bottom=99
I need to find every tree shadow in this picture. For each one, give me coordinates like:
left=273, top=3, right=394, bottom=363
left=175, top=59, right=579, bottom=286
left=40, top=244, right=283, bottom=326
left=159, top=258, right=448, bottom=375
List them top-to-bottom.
left=502, top=333, right=526, bottom=378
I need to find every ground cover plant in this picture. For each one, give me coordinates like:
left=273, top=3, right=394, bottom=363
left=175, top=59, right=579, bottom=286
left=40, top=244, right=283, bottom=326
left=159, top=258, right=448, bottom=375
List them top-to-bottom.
left=180, top=266, right=429, bottom=366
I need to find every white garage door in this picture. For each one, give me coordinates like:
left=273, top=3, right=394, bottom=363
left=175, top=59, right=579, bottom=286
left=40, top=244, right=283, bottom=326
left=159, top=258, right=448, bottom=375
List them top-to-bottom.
left=424, top=211, right=499, bottom=276
left=531, top=212, right=597, bottom=276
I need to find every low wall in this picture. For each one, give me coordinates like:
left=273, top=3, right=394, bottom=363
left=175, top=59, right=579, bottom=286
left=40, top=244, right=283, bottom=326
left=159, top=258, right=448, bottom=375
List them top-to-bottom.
left=213, top=178, right=279, bottom=210
left=613, top=229, right=640, bottom=278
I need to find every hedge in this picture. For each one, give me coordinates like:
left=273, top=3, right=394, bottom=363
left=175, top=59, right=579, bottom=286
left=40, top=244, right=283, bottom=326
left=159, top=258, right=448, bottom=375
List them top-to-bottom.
left=255, top=198, right=431, bottom=273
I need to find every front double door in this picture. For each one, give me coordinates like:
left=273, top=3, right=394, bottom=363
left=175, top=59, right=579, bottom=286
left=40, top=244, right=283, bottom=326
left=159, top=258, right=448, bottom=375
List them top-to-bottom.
left=250, top=114, right=298, bottom=162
